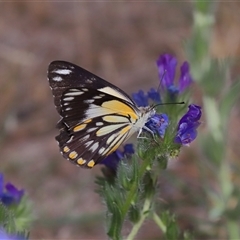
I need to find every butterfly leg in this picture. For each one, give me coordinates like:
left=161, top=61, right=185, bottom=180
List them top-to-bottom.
left=137, top=126, right=158, bottom=144
left=143, top=126, right=158, bottom=144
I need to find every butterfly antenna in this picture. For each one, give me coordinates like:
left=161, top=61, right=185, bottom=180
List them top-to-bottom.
left=153, top=69, right=184, bottom=109
left=157, top=69, right=167, bottom=93
left=150, top=101, right=185, bottom=110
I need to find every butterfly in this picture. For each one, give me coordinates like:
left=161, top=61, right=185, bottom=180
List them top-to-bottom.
left=48, top=61, right=156, bottom=168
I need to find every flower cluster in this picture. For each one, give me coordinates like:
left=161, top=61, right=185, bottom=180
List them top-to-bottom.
left=102, top=53, right=201, bottom=171
left=132, top=53, right=193, bottom=106
left=132, top=53, right=197, bottom=139
left=157, top=54, right=193, bottom=96
left=132, top=88, right=160, bottom=107
left=145, top=113, right=169, bottom=138
left=0, top=173, right=24, bottom=206
left=0, top=174, right=26, bottom=239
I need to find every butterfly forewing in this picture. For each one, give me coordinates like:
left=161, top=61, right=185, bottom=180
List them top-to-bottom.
left=48, top=61, right=142, bottom=168
left=48, top=61, right=135, bottom=114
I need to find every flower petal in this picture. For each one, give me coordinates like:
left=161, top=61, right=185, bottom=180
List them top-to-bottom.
left=156, top=54, right=177, bottom=89
left=178, top=61, right=193, bottom=92
left=167, top=85, right=179, bottom=99
left=147, top=88, right=161, bottom=103
left=132, top=90, right=149, bottom=107
left=175, top=104, right=202, bottom=145
left=179, top=104, right=202, bottom=125
left=145, top=113, right=169, bottom=138
left=175, top=122, right=200, bottom=145
left=100, top=144, right=134, bottom=172
left=123, top=144, right=135, bottom=155
left=100, top=150, right=123, bottom=171
left=1, top=183, right=24, bottom=206
left=5, top=183, right=24, bottom=203
left=0, top=227, right=26, bottom=240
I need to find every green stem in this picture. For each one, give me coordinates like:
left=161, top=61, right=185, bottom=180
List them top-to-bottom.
left=121, top=154, right=153, bottom=217
left=126, top=198, right=151, bottom=240
left=152, top=212, right=167, bottom=234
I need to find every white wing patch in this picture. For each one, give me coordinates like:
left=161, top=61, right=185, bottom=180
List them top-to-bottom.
left=53, top=69, right=72, bottom=75
left=52, top=76, right=63, bottom=82
left=98, top=86, right=130, bottom=102
left=64, top=91, right=84, bottom=96
left=63, top=97, right=74, bottom=101
left=84, top=99, right=95, bottom=104
left=84, top=104, right=120, bottom=120
left=102, top=115, right=129, bottom=123
left=96, top=122, right=104, bottom=126
left=96, top=123, right=128, bottom=136
left=86, top=127, right=98, bottom=133
left=102, top=131, right=128, bottom=155
left=85, top=140, right=94, bottom=148
left=89, top=142, right=99, bottom=152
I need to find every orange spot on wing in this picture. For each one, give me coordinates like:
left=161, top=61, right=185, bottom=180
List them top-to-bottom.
left=84, top=119, right=92, bottom=124
left=73, top=124, right=87, bottom=132
left=120, top=125, right=131, bottom=135
left=63, top=146, right=70, bottom=153
left=69, top=151, right=78, bottom=159
left=77, top=158, right=86, bottom=165
left=87, top=160, right=95, bottom=168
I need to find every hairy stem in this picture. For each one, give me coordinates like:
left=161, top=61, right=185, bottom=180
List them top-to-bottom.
left=126, top=198, right=151, bottom=240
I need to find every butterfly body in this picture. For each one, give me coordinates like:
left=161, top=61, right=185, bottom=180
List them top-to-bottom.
left=48, top=61, right=155, bottom=168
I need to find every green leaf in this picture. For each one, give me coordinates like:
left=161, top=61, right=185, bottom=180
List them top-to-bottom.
left=219, top=79, right=240, bottom=127
left=156, top=154, right=168, bottom=170
left=142, top=171, right=156, bottom=199
left=13, top=196, right=33, bottom=231
left=0, top=202, right=16, bottom=233
left=107, top=202, right=123, bottom=240
left=128, top=204, right=140, bottom=224
left=160, top=211, right=180, bottom=240
left=166, top=221, right=179, bottom=240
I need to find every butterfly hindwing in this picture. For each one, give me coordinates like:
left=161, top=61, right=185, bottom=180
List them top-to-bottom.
left=48, top=61, right=141, bottom=168
left=57, top=114, right=131, bottom=168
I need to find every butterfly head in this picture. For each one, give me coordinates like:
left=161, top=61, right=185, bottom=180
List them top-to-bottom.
left=139, top=106, right=156, bottom=120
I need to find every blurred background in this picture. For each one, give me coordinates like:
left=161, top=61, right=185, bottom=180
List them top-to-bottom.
left=1, top=2, right=240, bottom=239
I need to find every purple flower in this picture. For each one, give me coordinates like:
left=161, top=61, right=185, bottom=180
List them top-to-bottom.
left=156, top=54, right=193, bottom=95
left=157, top=54, right=177, bottom=89
left=179, top=62, right=192, bottom=92
left=132, top=88, right=161, bottom=107
left=147, top=88, right=161, bottom=103
left=132, top=90, right=148, bottom=107
left=175, top=104, right=202, bottom=145
left=179, top=104, right=202, bottom=125
left=145, top=113, right=169, bottom=138
left=100, top=144, right=134, bottom=171
left=123, top=144, right=134, bottom=155
left=0, top=174, right=24, bottom=206
left=0, top=228, right=26, bottom=240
